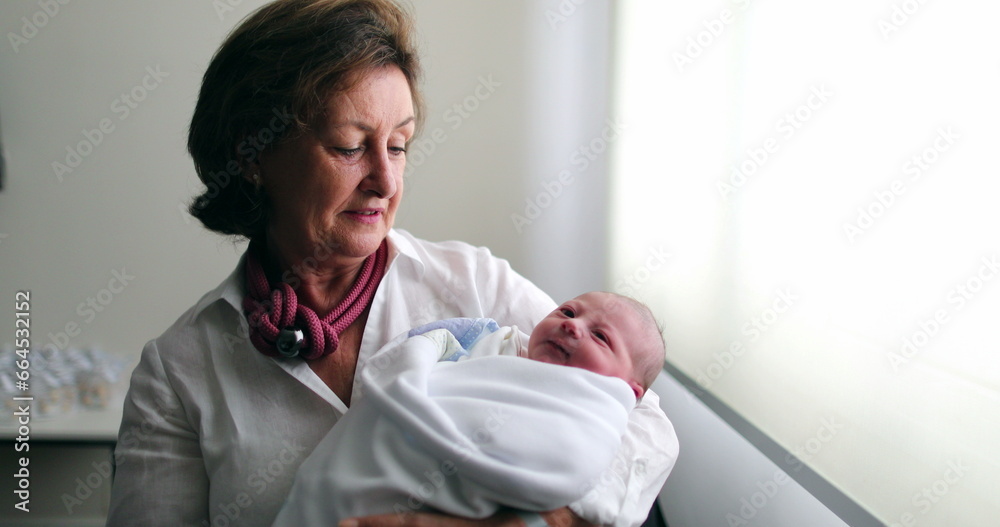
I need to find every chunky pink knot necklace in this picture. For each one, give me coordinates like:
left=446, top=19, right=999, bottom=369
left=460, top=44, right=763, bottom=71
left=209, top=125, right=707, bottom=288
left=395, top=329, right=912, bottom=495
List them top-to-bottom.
left=242, top=240, right=388, bottom=360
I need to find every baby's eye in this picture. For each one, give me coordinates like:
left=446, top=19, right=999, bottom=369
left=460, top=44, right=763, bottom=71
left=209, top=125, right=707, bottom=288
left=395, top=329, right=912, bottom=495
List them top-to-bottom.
left=559, top=307, right=574, bottom=317
left=594, top=331, right=608, bottom=343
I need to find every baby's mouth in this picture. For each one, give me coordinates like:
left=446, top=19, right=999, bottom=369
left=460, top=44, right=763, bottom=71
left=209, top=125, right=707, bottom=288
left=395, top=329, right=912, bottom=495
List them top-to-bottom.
left=550, top=340, right=571, bottom=360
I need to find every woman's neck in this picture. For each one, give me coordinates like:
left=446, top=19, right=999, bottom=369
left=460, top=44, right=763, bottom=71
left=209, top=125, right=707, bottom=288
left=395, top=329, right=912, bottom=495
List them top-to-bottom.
left=260, top=236, right=368, bottom=317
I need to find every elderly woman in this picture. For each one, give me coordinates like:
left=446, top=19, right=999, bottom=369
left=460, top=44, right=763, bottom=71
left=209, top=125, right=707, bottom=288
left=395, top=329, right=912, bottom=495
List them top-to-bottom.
left=107, top=1, right=677, bottom=526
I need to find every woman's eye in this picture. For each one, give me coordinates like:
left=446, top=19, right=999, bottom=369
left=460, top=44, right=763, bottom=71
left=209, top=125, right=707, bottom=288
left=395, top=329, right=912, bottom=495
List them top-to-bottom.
left=389, top=146, right=407, bottom=155
left=334, top=147, right=363, bottom=157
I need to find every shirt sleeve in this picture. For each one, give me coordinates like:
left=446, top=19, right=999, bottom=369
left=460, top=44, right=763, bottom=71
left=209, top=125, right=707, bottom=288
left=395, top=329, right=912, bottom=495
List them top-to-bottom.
left=472, top=246, right=556, bottom=331
left=107, top=339, right=210, bottom=526
left=567, top=389, right=679, bottom=527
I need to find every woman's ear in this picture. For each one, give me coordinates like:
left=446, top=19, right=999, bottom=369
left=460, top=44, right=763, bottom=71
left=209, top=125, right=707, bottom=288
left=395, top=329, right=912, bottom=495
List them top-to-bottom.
left=233, top=139, right=264, bottom=184
left=237, top=157, right=260, bottom=184
left=236, top=159, right=264, bottom=193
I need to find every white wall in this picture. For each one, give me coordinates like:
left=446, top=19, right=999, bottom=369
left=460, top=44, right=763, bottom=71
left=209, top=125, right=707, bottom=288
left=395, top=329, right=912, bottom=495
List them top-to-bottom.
left=0, top=0, right=610, bottom=363
left=0, top=0, right=253, bottom=362
left=400, top=0, right=615, bottom=301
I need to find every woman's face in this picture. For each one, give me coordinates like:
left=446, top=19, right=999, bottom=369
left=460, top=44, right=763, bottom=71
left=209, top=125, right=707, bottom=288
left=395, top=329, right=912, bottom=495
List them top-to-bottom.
left=258, top=66, right=416, bottom=262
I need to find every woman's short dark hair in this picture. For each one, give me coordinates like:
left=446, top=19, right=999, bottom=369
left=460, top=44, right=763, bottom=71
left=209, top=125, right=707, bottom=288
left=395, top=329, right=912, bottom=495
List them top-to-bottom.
left=187, top=0, right=423, bottom=240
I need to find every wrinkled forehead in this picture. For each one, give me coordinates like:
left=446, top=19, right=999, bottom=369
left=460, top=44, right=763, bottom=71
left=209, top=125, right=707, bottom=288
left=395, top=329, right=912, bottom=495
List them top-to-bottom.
left=313, top=67, right=416, bottom=130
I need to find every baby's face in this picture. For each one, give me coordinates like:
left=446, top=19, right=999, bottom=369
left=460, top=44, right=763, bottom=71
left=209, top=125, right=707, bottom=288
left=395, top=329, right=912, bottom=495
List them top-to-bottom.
left=528, top=292, right=645, bottom=398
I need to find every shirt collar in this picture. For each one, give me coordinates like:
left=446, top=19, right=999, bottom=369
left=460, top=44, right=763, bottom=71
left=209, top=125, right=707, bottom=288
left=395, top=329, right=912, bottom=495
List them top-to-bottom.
left=386, top=228, right=424, bottom=277
left=189, top=229, right=425, bottom=320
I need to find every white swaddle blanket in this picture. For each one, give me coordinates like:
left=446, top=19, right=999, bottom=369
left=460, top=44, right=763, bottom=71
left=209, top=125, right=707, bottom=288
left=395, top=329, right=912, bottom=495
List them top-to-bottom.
left=273, top=325, right=635, bottom=525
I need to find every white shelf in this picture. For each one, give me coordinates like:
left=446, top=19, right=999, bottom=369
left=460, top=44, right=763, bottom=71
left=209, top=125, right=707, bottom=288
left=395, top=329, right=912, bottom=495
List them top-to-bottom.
left=1, top=381, right=127, bottom=443
left=0, top=404, right=123, bottom=442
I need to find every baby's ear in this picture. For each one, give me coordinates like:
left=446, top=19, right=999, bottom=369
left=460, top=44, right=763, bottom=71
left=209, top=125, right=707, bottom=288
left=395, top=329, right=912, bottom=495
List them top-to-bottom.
left=629, top=380, right=645, bottom=400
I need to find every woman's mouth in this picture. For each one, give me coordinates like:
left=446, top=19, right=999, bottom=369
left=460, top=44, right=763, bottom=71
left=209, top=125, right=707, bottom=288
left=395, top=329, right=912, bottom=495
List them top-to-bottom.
left=344, top=209, right=383, bottom=224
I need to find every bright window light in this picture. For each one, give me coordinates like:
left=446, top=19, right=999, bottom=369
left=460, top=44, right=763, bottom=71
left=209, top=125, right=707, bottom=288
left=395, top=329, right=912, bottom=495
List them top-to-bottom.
left=611, top=1, right=1000, bottom=524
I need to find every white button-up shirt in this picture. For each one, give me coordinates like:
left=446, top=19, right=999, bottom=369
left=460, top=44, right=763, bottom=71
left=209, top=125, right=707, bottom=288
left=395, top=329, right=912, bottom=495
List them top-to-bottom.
left=108, top=229, right=678, bottom=527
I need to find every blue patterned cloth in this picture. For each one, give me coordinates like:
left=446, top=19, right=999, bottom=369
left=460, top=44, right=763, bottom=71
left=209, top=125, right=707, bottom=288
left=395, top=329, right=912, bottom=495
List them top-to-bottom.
left=407, top=317, right=501, bottom=361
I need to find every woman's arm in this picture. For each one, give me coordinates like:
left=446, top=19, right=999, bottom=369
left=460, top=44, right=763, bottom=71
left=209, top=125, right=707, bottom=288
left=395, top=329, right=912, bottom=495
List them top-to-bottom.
left=471, top=245, right=556, bottom=331
left=107, top=340, right=210, bottom=526
left=568, top=389, right=678, bottom=527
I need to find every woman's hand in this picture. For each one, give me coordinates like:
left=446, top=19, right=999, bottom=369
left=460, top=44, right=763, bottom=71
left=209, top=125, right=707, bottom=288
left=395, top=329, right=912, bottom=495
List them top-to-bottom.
left=338, top=507, right=597, bottom=527
left=539, top=508, right=597, bottom=527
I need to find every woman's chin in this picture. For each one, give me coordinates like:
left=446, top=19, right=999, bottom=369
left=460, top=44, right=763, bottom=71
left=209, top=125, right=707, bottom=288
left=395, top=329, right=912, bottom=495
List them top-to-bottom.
left=320, top=226, right=389, bottom=258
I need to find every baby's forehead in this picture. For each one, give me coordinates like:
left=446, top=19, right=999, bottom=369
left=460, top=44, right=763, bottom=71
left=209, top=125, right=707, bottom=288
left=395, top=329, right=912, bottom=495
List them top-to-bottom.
left=574, top=291, right=625, bottom=308
left=575, top=291, right=639, bottom=315
left=574, top=292, right=645, bottom=328
left=578, top=292, right=656, bottom=343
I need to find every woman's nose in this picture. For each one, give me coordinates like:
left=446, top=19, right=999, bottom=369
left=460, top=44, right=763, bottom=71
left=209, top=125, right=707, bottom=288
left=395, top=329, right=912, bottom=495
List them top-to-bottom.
left=362, top=148, right=397, bottom=199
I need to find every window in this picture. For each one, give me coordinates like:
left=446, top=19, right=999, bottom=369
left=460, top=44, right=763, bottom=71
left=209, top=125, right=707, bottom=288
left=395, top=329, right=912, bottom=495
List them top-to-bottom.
left=612, top=1, right=999, bottom=524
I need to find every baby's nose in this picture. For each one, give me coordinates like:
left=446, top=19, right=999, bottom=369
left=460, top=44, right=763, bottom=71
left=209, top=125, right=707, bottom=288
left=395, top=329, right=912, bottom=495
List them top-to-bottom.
left=561, top=319, right=582, bottom=338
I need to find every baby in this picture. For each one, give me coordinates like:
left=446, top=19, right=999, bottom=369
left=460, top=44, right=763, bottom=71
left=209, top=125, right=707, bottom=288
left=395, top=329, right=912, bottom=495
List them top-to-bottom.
left=522, top=291, right=664, bottom=400
left=273, top=292, right=666, bottom=526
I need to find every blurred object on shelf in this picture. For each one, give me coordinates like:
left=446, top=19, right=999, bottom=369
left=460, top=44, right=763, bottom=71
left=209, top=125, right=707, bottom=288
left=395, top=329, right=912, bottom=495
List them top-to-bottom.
left=0, top=346, right=127, bottom=422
